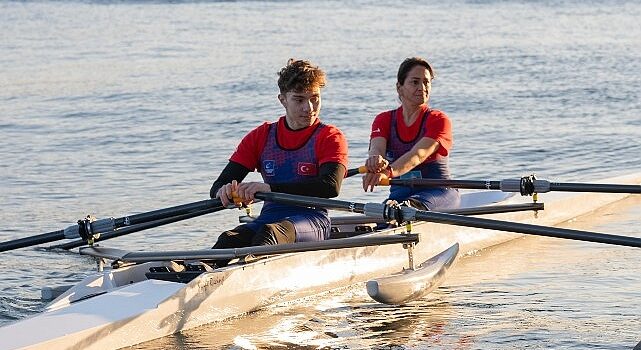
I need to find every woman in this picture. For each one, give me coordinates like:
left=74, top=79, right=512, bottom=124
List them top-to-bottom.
left=362, top=57, right=460, bottom=211
left=210, top=59, right=348, bottom=266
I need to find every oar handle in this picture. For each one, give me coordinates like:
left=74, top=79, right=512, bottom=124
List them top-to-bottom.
left=346, top=166, right=367, bottom=178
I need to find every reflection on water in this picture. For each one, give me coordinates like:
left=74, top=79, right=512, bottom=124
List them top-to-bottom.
left=140, top=289, right=463, bottom=350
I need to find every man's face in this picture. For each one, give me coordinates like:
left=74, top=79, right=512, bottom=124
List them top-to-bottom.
left=279, top=87, right=322, bottom=130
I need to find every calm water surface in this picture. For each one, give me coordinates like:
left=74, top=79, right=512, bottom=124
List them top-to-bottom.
left=1, top=1, right=640, bottom=349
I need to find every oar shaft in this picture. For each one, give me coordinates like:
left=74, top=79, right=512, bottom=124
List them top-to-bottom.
left=385, top=178, right=641, bottom=195
left=388, top=179, right=502, bottom=190
left=549, top=182, right=641, bottom=193
left=255, top=192, right=366, bottom=213
left=0, top=198, right=225, bottom=253
left=74, top=199, right=225, bottom=239
left=113, top=199, right=222, bottom=227
left=330, top=203, right=545, bottom=225
left=445, top=203, right=544, bottom=216
left=50, top=206, right=224, bottom=250
left=412, top=211, right=641, bottom=248
left=0, top=230, right=65, bottom=252
left=80, top=234, right=419, bottom=262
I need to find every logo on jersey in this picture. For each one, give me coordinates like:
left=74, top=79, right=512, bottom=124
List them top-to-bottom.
left=385, top=151, right=395, bottom=160
left=263, top=160, right=276, bottom=176
left=297, top=162, right=317, bottom=176
left=400, top=170, right=422, bottom=180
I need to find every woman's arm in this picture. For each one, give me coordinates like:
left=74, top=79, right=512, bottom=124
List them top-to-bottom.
left=362, top=137, right=440, bottom=192
left=363, top=137, right=389, bottom=192
left=365, top=137, right=389, bottom=172
left=388, top=137, right=440, bottom=178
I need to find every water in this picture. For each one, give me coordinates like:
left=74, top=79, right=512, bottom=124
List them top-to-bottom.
left=1, top=0, right=640, bottom=349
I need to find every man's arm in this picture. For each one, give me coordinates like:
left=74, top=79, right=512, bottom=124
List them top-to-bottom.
left=209, top=161, right=251, bottom=198
left=270, top=162, right=346, bottom=198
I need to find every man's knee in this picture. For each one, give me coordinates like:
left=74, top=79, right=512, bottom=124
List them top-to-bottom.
left=252, top=220, right=296, bottom=245
left=212, top=225, right=254, bottom=249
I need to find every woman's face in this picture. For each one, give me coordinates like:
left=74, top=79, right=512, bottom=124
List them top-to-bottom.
left=397, top=65, right=432, bottom=106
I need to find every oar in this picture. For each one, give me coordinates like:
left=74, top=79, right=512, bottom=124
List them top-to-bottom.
left=345, top=166, right=640, bottom=195
left=346, top=166, right=367, bottom=178
left=379, top=175, right=641, bottom=195
left=254, top=192, right=641, bottom=248
left=0, top=198, right=225, bottom=252
left=445, top=202, right=544, bottom=215
left=330, top=203, right=544, bottom=225
left=48, top=207, right=221, bottom=250
left=79, top=233, right=419, bottom=263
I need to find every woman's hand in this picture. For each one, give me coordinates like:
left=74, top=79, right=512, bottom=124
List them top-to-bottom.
left=365, top=155, right=389, bottom=173
left=362, top=172, right=388, bottom=192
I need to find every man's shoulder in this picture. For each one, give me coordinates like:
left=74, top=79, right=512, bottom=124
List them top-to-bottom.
left=246, top=120, right=275, bottom=136
left=318, top=122, right=346, bottom=137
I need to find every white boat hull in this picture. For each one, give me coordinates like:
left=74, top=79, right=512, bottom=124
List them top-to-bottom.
left=2, top=172, right=639, bottom=350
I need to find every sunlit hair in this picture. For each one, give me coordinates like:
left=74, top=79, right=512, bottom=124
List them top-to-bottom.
left=397, top=57, right=435, bottom=85
left=277, top=58, right=326, bottom=94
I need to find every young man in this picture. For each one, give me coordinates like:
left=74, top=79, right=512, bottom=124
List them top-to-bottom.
left=210, top=59, right=348, bottom=265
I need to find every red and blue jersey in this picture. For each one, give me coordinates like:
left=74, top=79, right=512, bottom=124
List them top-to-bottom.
left=371, top=105, right=453, bottom=180
left=371, top=105, right=460, bottom=210
left=229, top=116, right=348, bottom=241
left=230, top=116, right=348, bottom=172
left=259, top=122, right=324, bottom=183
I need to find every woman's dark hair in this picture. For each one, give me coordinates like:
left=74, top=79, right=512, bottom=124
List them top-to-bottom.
left=397, top=57, right=435, bottom=85
left=278, top=59, right=326, bottom=94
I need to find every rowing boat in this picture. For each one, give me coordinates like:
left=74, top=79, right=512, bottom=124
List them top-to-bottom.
left=1, top=172, right=639, bottom=350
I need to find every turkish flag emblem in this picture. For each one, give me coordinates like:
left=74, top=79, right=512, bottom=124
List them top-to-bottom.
left=297, top=162, right=317, bottom=176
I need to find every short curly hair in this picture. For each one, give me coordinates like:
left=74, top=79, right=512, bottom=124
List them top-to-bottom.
left=277, top=59, right=326, bottom=94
